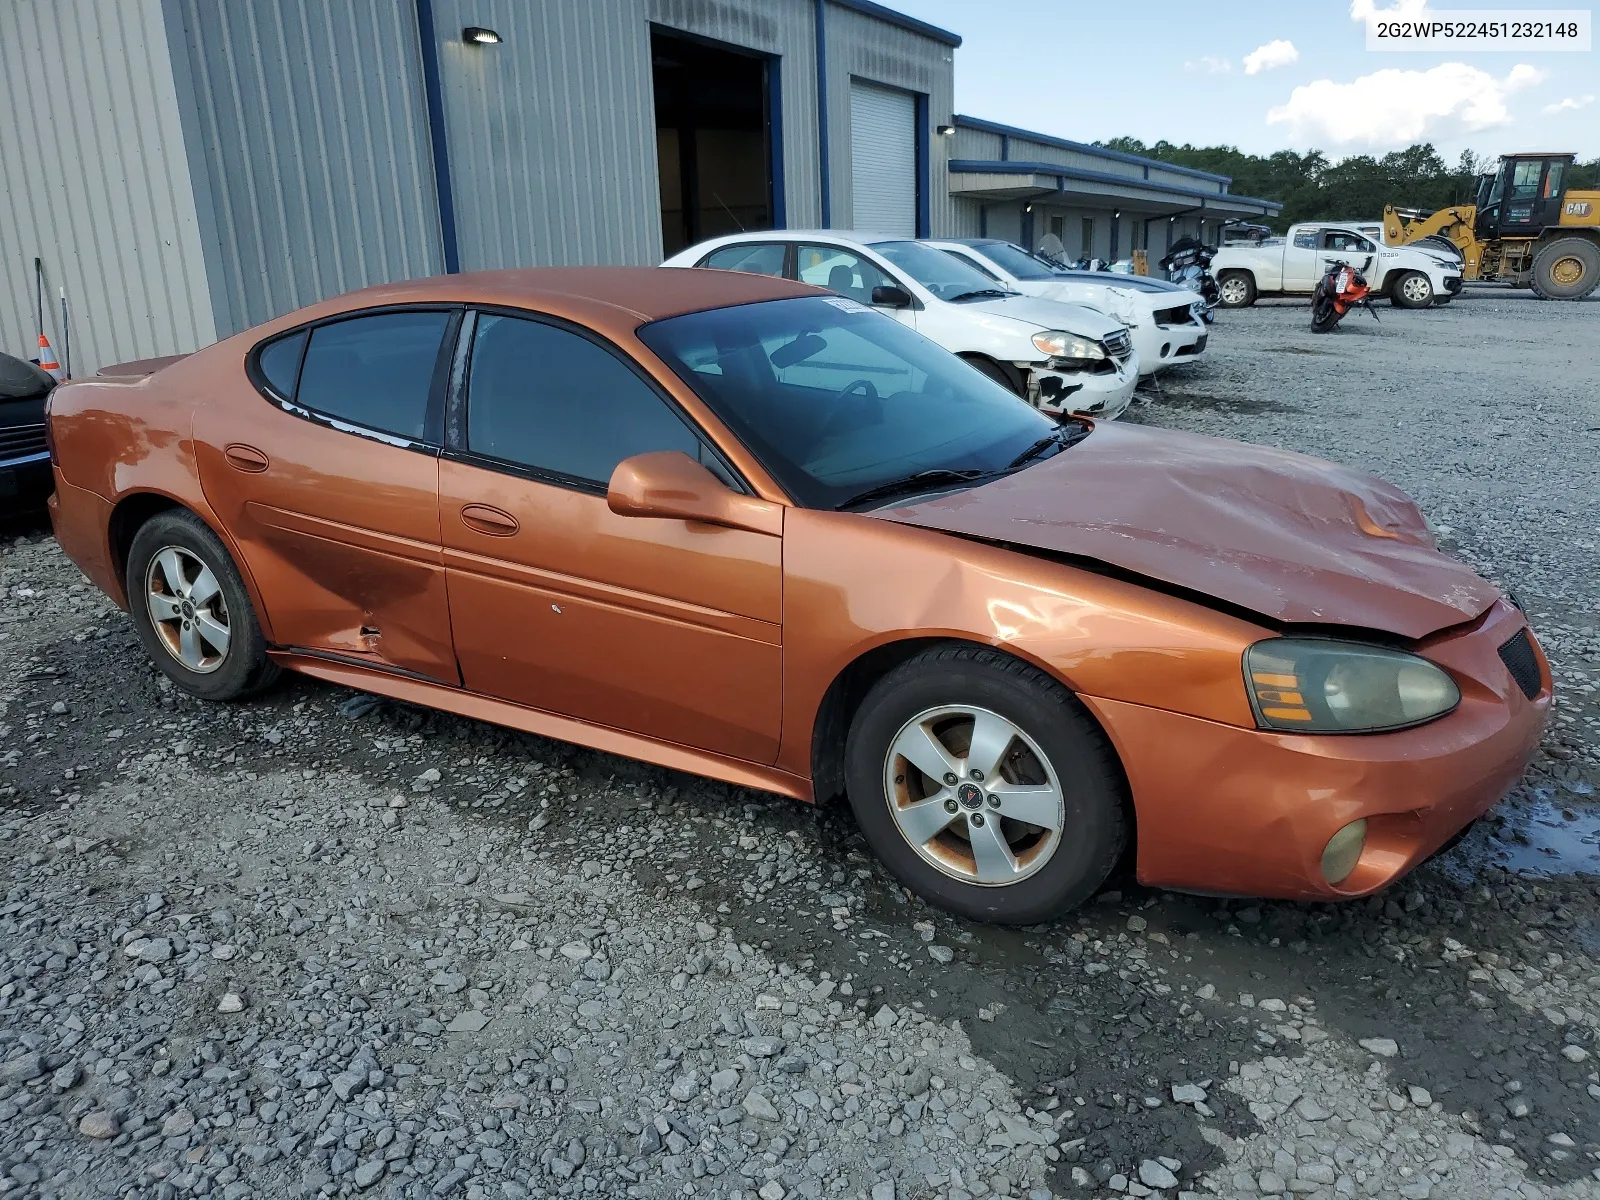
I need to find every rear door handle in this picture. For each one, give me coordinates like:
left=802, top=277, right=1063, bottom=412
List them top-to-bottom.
left=224, top=444, right=269, bottom=472
left=460, top=503, right=519, bottom=537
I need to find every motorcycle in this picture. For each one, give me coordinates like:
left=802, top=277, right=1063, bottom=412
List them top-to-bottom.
left=1158, top=237, right=1219, bottom=323
left=1310, top=257, right=1379, bottom=333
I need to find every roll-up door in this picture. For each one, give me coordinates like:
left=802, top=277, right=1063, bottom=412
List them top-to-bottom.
left=850, top=81, right=916, bottom=236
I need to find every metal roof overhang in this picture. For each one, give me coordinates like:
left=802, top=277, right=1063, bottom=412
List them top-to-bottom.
left=948, top=160, right=1282, bottom=217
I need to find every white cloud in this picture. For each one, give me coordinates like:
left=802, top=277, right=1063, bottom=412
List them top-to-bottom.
left=1349, top=0, right=1430, bottom=29
left=1243, top=39, right=1299, bottom=75
left=1184, top=56, right=1232, bottom=74
left=1266, top=62, right=1547, bottom=148
left=1544, top=93, right=1596, bottom=114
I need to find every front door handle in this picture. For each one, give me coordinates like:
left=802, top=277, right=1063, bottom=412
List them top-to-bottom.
left=223, top=444, right=269, bottom=472
left=460, top=504, right=519, bottom=537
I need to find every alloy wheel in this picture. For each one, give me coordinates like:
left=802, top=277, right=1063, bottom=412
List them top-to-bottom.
left=1402, top=275, right=1432, bottom=303
left=1219, top=278, right=1248, bottom=305
left=145, top=546, right=231, bottom=674
left=882, top=705, right=1066, bottom=886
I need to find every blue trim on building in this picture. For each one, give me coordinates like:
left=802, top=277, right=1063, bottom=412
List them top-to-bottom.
left=414, top=0, right=460, bottom=274
left=814, top=0, right=831, bottom=226
left=830, top=0, right=962, bottom=46
left=768, top=55, right=786, bottom=228
left=914, top=92, right=930, bottom=237
left=954, top=115, right=1234, bottom=185
left=947, top=159, right=1283, bottom=212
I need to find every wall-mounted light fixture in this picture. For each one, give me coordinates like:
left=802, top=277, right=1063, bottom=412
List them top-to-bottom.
left=463, top=26, right=501, bottom=44
left=935, top=124, right=956, bottom=136
left=1024, top=203, right=1033, bottom=213
left=1113, top=209, right=1121, bottom=219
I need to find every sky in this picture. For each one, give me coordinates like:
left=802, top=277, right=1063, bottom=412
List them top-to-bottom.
left=889, top=0, right=1600, bottom=163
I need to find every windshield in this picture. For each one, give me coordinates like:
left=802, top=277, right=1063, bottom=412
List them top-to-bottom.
left=871, top=241, right=1013, bottom=300
left=970, top=242, right=1058, bottom=281
left=637, top=296, right=1058, bottom=510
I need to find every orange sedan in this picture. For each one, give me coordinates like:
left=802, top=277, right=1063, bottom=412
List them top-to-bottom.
left=46, top=268, right=1550, bottom=924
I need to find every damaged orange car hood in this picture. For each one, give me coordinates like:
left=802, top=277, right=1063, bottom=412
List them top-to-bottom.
left=878, top=422, right=1499, bottom=640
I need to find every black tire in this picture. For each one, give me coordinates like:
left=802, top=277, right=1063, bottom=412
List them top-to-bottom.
left=1417, top=235, right=1462, bottom=263
left=1531, top=237, right=1600, bottom=300
left=1216, top=270, right=1256, bottom=308
left=1390, top=270, right=1434, bottom=308
left=1310, top=290, right=1341, bottom=333
left=962, top=354, right=1023, bottom=396
left=126, top=509, right=279, bottom=701
left=843, top=644, right=1128, bottom=925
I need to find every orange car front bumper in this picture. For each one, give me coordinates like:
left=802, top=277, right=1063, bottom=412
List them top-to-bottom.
left=1085, top=600, right=1551, bottom=901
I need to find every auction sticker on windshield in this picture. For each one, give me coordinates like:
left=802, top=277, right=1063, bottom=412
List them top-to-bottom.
left=822, top=297, right=871, bottom=314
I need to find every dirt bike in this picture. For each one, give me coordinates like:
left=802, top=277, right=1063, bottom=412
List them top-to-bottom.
left=1310, top=257, right=1379, bottom=333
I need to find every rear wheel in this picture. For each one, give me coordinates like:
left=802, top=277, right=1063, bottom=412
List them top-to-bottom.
left=1531, top=237, right=1600, bottom=300
left=1217, top=271, right=1256, bottom=308
left=1391, top=271, right=1434, bottom=308
left=126, top=510, right=279, bottom=701
left=843, top=644, right=1128, bottom=925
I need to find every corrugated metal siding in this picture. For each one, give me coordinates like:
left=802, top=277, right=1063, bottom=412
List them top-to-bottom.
left=0, top=0, right=214, bottom=375
left=166, top=0, right=444, bottom=335
left=429, top=0, right=660, bottom=270
left=649, top=0, right=822, bottom=228
left=825, top=3, right=956, bottom=236
left=950, top=127, right=1003, bottom=161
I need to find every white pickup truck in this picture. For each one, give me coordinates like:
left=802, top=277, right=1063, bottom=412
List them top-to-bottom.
left=1213, top=223, right=1464, bottom=309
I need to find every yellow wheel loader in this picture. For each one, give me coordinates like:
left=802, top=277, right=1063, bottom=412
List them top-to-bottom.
left=1382, top=153, right=1600, bottom=300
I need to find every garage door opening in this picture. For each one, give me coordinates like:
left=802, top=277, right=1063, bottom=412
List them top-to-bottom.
left=652, top=29, right=777, bottom=257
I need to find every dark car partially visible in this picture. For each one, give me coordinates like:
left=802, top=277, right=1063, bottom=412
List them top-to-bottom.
left=0, top=352, right=55, bottom=510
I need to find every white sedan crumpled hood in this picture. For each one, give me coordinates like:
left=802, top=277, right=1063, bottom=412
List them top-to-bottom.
left=1026, top=280, right=1202, bottom=323
left=962, top=294, right=1127, bottom=341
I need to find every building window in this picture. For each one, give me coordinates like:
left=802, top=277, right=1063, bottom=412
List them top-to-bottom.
left=1049, top=215, right=1064, bottom=241
left=1080, top=217, right=1094, bottom=258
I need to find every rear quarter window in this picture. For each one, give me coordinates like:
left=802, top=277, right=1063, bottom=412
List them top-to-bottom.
left=255, top=330, right=306, bottom=398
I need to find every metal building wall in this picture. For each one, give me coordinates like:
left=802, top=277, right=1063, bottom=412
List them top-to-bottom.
left=0, top=0, right=215, bottom=376
left=163, top=0, right=445, bottom=336
left=427, top=0, right=659, bottom=271
left=824, top=5, right=956, bottom=235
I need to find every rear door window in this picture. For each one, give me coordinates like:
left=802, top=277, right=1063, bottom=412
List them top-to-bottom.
left=701, top=243, right=787, bottom=277
left=294, top=312, right=452, bottom=440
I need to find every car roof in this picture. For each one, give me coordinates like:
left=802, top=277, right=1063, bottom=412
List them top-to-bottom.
left=281, top=267, right=821, bottom=330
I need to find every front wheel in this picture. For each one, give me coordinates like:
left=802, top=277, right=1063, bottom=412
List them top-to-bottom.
left=1531, top=237, right=1600, bottom=300
left=1217, top=271, right=1256, bottom=308
left=1391, top=271, right=1434, bottom=308
left=1310, top=290, right=1342, bottom=333
left=126, top=510, right=279, bottom=701
left=843, top=645, right=1128, bottom=925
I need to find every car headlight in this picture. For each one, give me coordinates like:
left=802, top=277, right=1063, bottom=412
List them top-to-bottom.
left=1031, top=331, right=1106, bottom=360
left=1244, top=639, right=1460, bottom=733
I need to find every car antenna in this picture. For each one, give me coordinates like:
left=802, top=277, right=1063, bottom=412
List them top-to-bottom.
left=709, top=190, right=747, bottom=232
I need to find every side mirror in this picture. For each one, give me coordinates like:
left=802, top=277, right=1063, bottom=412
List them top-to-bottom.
left=870, top=284, right=912, bottom=309
left=607, top=451, right=782, bottom=536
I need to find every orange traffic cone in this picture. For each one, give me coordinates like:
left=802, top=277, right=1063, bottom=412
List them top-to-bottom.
left=37, top=332, right=63, bottom=381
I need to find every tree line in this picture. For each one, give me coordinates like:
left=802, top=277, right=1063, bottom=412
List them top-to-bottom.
left=1099, top=138, right=1600, bottom=231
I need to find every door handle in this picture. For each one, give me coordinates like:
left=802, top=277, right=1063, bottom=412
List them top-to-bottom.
left=223, top=444, right=269, bottom=473
left=460, top=504, right=519, bottom=537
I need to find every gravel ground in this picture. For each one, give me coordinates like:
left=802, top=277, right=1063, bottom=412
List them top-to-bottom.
left=2, top=286, right=1598, bottom=1200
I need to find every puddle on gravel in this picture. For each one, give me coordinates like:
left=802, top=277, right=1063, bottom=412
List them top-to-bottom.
left=1439, top=789, right=1600, bottom=880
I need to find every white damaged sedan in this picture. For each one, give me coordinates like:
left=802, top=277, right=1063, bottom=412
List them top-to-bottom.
left=662, top=231, right=1139, bottom=420
left=928, top=238, right=1209, bottom=375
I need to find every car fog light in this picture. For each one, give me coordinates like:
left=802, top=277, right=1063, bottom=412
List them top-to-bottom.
left=1321, top=819, right=1367, bottom=885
